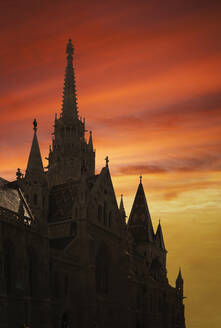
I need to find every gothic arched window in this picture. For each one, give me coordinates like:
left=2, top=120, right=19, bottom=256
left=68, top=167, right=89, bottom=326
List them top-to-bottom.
left=33, top=193, right=38, bottom=205
left=103, top=201, right=107, bottom=225
left=98, top=205, right=102, bottom=222
left=108, top=211, right=112, bottom=227
left=3, top=240, right=15, bottom=294
left=96, top=245, right=110, bottom=294
left=27, top=247, right=38, bottom=297
left=53, top=270, right=60, bottom=298
left=64, top=275, right=69, bottom=297
left=136, top=289, right=141, bottom=309
left=61, top=312, right=71, bottom=328
left=136, top=319, right=141, bottom=328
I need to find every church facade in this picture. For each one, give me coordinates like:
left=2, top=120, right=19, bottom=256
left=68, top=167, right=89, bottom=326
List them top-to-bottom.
left=0, top=40, right=186, bottom=328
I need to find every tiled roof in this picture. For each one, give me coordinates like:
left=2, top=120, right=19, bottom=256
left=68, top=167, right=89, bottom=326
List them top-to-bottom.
left=0, top=178, right=30, bottom=218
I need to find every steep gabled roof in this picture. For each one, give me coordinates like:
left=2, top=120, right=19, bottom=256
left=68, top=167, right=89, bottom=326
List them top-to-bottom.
left=0, top=178, right=33, bottom=219
left=128, top=180, right=154, bottom=243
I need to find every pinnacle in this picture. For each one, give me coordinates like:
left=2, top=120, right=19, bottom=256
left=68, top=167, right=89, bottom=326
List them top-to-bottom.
left=26, top=120, right=44, bottom=179
left=88, top=131, right=93, bottom=150
left=119, top=194, right=126, bottom=219
left=156, top=221, right=166, bottom=250
left=177, top=267, right=183, bottom=279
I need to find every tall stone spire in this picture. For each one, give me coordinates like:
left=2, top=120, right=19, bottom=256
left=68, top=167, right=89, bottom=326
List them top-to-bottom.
left=61, top=39, right=78, bottom=120
left=47, top=40, right=95, bottom=187
left=25, top=119, right=44, bottom=179
left=128, top=177, right=154, bottom=243
left=155, top=221, right=166, bottom=250
left=176, top=268, right=184, bottom=299
left=176, top=268, right=183, bottom=285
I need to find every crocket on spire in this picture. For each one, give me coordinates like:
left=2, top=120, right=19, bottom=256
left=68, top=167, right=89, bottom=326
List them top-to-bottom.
left=61, top=39, right=78, bottom=120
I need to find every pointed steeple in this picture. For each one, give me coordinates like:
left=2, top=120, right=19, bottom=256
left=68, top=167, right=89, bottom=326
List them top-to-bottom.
left=61, top=39, right=78, bottom=120
left=25, top=119, right=44, bottom=179
left=88, top=131, right=93, bottom=150
left=128, top=177, right=154, bottom=243
left=119, top=194, right=126, bottom=220
left=155, top=220, right=166, bottom=250
left=176, top=268, right=184, bottom=299
left=176, top=268, right=183, bottom=284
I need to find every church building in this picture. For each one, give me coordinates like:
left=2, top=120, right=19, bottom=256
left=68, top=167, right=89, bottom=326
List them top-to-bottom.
left=0, top=39, right=186, bottom=328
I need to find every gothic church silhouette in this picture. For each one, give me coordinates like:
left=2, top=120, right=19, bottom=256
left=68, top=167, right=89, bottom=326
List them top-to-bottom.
left=0, top=39, right=186, bottom=328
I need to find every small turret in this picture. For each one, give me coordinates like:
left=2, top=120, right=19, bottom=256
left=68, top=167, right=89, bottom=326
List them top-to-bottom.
left=25, top=119, right=45, bottom=181
left=88, top=131, right=93, bottom=151
left=155, top=220, right=166, bottom=250
left=176, top=268, right=184, bottom=300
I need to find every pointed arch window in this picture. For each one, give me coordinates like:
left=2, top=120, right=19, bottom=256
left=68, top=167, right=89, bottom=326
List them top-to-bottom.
left=33, top=193, right=38, bottom=205
left=103, top=201, right=107, bottom=225
left=98, top=205, right=102, bottom=222
left=108, top=211, right=112, bottom=227
left=3, top=240, right=16, bottom=294
left=96, top=245, right=110, bottom=294
left=27, top=247, right=38, bottom=297
left=53, top=270, right=60, bottom=298
left=64, top=275, right=69, bottom=297
left=136, top=289, right=142, bottom=309
left=61, top=312, right=71, bottom=328
left=136, top=319, right=141, bottom=328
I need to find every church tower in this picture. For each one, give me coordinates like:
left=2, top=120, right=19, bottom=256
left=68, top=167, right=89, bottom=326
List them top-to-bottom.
left=47, top=39, right=95, bottom=187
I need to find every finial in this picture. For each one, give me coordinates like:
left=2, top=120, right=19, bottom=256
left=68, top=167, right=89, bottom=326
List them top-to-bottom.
left=66, top=39, right=73, bottom=55
left=33, top=118, right=37, bottom=132
left=105, top=156, right=109, bottom=167
left=16, top=168, right=23, bottom=180
left=139, top=175, right=142, bottom=184
left=121, top=194, right=123, bottom=200
left=159, top=218, right=161, bottom=224
left=177, top=267, right=183, bottom=279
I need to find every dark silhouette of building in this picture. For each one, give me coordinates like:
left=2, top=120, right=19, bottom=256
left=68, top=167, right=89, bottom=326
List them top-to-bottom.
left=0, top=39, right=186, bottom=328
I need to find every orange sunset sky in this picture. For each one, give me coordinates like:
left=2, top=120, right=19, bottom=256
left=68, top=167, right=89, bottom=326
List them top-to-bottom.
left=0, top=1, right=221, bottom=327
